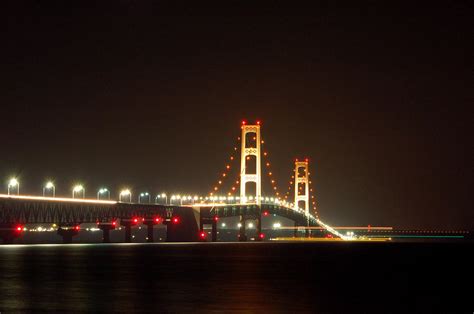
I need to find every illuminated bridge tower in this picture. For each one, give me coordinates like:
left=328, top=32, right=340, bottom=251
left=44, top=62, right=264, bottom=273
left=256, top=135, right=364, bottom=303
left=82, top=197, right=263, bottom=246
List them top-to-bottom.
left=240, top=121, right=262, bottom=205
left=294, top=159, right=310, bottom=216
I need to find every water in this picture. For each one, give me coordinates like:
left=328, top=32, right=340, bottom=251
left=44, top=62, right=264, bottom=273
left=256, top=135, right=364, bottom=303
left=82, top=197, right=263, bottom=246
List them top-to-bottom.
left=0, top=242, right=470, bottom=313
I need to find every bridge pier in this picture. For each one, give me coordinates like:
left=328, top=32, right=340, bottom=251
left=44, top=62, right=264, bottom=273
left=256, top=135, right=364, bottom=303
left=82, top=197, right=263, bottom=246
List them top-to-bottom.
left=238, top=215, right=247, bottom=242
left=255, top=215, right=262, bottom=241
left=143, top=218, right=161, bottom=243
left=211, top=219, right=217, bottom=242
left=98, top=223, right=115, bottom=243
left=0, top=224, right=23, bottom=244
left=57, top=226, right=80, bottom=244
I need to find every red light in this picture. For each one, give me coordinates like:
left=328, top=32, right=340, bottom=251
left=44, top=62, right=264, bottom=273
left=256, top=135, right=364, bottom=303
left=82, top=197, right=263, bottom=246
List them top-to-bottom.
left=242, top=120, right=247, bottom=125
left=256, top=120, right=261, bottom=125
left=295, top=158, right=298, bottom=162
left=305, top=158, right=309, bottom=162
left=263, top=211, right=269, bottom=216
left=214, top=216, right=219, bottom=222
left=155, top=217, right=160, bottom=223
left=173, top=217, right=179, bottom=224
left=133, top=218, right=138, bottom=223
left=142, top=218, right=145, bottom=221
left=112, top=221, right=116, bottom=226
left=16, top=226, right=22, bottom=232
left=75, top=226, right=80, bottom=231
left=200, top=232, right=206, bottom=238
left=259, top=233, right=265, bottom=239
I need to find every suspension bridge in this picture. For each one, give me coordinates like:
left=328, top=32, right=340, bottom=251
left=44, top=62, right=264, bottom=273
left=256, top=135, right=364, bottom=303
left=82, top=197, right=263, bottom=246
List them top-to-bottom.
left=0, top=121, right=349, bottom=243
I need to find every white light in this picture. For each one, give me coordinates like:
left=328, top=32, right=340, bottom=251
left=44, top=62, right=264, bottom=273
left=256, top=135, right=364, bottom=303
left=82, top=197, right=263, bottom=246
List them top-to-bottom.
left=8, top=178, right=19, bottom=187
left=45, top=182, right=54, bottom=189
left=73, top=185, right=84, bottom=192
left=120, top=189, right=131, bottom=196
left=161, top=193, right=166, bottom=198
left=273, top=222, right=281, bottom=229
left=221, top=223, right=226, bottom=227
left=237, top=223, right=242, bottom=228
left=248, top=223, right=254, bottom=228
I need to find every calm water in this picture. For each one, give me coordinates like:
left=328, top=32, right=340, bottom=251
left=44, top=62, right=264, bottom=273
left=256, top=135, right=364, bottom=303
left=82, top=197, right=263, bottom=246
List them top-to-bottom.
left=0, top=242, right=470, bottom=313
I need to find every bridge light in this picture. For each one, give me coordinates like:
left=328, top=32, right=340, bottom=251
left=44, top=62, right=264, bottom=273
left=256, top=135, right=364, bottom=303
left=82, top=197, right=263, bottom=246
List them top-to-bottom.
left=242, top=120, right=247, bottom=125
left=256, top=120, right=261, bottom=125
left=263, top=211, right=269, bottom=216
left=214, top=216, right=219, bottom=222
left=155, top=217, right=161, bottom=223
left=173, top=217, right=179, bottom=224
left=133, top=218, right=138, bottom=223
left=112, top=221, right=116, bottom=226
left=237, top=223, right=242, bottom=228
left=248, top=223, right=254, bottom=228
left=16, top=225, right=22, bottom=232
left=74, top=225, right=80, bottom=231
left=200, top=232, right=206, bottom=239
left=259, top=233, right=265, bottom=239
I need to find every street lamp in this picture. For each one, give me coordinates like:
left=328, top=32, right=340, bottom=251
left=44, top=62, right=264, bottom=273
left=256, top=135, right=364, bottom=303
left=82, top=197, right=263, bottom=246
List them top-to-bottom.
left=8, top=178, right=19, bottom=195
left=43, top=181, right=55, bottom=197
left=72, top=185, right=85, bottom=199
left=97, top=188, right=110, bottom=200
left=119, top=189, right=132, bottom=203
left=138, top=192, right=150, bottom=204
left=155, top=193, right=167, bottom=205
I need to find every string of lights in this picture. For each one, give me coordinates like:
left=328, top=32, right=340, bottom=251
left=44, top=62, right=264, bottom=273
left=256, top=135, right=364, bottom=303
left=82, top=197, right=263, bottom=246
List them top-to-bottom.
left=208, top=136, right=241, bottom=198
left=260, top=136, right=283, bottom=200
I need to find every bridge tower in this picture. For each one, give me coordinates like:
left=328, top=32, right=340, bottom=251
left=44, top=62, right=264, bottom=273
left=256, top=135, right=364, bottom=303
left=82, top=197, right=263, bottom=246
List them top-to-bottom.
left=240, top=121, right=262, bottom=205
left=294, top=159, right=310, bottom=216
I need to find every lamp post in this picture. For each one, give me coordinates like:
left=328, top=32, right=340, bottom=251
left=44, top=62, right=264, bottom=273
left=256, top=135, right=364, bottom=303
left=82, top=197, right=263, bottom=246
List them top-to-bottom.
left=7, top=178, right=19, bottom=195
left=43, top=181, right=55, bottom=197
left=72, top=185, right=85, bottom=199
left=97, top=188, right=110, bottom=200
left=119, top=189, right=132, bottom=203
left=138, top=192, right=150, bottom=204
left=155, top=193, right=167, bottom=205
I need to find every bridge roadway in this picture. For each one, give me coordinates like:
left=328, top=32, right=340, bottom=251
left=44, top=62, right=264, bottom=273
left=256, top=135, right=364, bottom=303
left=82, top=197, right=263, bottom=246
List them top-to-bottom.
left=0, top=194, right=336, bottom=243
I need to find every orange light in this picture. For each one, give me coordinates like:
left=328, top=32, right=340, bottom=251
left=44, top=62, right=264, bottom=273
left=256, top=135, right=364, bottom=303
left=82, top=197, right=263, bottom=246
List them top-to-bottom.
left=226, top=165, right=230, bottom=169
left=222, top=173, right=226, bottom=177
left=214, top=187, right=218, bottom=191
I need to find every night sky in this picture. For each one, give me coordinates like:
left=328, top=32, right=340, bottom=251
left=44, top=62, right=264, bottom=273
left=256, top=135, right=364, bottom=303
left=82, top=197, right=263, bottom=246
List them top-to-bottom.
left=1, top=2, right=472, bottom=229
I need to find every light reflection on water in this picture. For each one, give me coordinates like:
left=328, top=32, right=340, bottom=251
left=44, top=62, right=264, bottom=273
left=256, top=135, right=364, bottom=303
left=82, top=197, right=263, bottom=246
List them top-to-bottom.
left=0, top=242, right=468, bottom=312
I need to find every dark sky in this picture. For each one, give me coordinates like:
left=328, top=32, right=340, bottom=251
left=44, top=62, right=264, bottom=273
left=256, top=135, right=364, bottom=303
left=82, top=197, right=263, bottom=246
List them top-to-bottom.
left=1, top=1, right=472, bottom=229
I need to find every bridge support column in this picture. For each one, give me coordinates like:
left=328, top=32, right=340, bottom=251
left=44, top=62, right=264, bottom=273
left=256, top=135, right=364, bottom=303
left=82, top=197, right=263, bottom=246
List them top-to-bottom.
left=238, top=215, right=247, bottom=242
left=255, top=215, right=262, bottom=241
left=143, top=218, right=161, bottom=243
left=211, top=219, right=217, bottom=242
left=121, top=222, right=133, bottom=243
left=98, top=223, right=115, bottom=243
left=147, top=223, right=154, bottom=242
left=0, top=224, right=23, bottom=244
left=57, top=226, right=80, bottom=244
